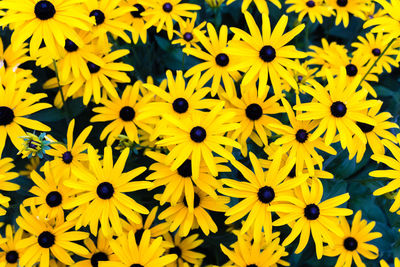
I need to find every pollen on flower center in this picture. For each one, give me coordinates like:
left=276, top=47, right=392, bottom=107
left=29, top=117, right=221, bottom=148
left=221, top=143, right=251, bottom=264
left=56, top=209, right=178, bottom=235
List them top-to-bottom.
left=34, top=0, right=56, bottom=20
left=306, top=0, right=316, bottom=7
left=336, top=0, right=348, bottom=6
left=162, top=2, right=173, bottom=12
left=131, top=4, right=145, bottom=18
left=90, top=9, right=105, bottom=25
left=183, top=32, right=193, bottom=41
left=64, top=39, right=78, bottom=52
left=259, top=45, right=276, bottom=62
left=372, top=48, right=381, bottom=56
left=215, top=53, right=230, bottom=67
left=87, top=61, right=101, bottom=73
left=345, top=64, right=358, bottom=77
left=172, top=98, right=189, bottom=113
left=330, top=101, right=347, bottom=117
left=245, top=103, right=263, bottom=121
left=0, top=106, right=15, bottom=126
left=119, top=106, right=135, bottom=121
left=356, top=121, right=374, bottom=133
left=190, top=126, right=207, bottom=143
left=295, top=129, right=308, bottom=143
left=62, top=151, right=73, bottom=164
left=177, top=160, right=192, bottom=177
left=96, top=182, right=114, bottom=199
left=257, top=186, right=275, bottom=204
left=46, top=191, right=62, bottom=207
left=184, top=193, right=200, bottom=208
left=304, top=204, right=320, bottom=220
left=38, top=231, right=55, bottom=248
left=344, top=237, right=358, bottom=251
left=169, top=246, right=182, bottom=258
left=5, top=251, right=18, bottom=264
left=91, top=252, right=109, bottom=267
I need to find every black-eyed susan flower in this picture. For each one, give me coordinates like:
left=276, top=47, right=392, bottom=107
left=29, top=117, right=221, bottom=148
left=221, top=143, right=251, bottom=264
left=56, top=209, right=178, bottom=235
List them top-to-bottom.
left=0, top=0, right=93, bottom=59
left=84, top=0, right=133, bottom=44
left=120, top=0, right=151, bottom=44
left=142, top=0, right=200, bottom=40
left=226, top=0, right=281, bottom=14
left=286, top=0, right=334, bottom=24
left=325, top=0, right=369, bottom=27
left=227, top=12, right=307, bottom=96
left=172, top=13, right=206, bottom=50
left=183, top=23, right=241, bottom=97
left=352, top=32, right=399, bottom=74
left=0, top=37, right=32, bottom=81
left=67, top=45, right=133, bottom=105
left=281, top=60, right=318, bottom=94
left=294, top=68, right=380, bottom=149
left=0, top=74, right=51, bottom=155
left=91, top=80, right=154, bottom=145
left=221, top=83, right=284, bottom=156
left=269, top=98, right=337, bottom=176
left=347, top=101, right=398, bottom=162
left=156, top=102, right=240, bottom=179
left=46, top=119, right=92, bottom=180
left=17, top=132, right=53, bottom=159
left=369, top=139, right=400, bottom=213
left=64, top=146, right=152, bottom=237
left=146, top=151, right=226, bottom=209
left=220, top=152, right=306, bottom=242
left=0, top=157, right=20, bottom=193
left=23, top=162, right=75, bottom=223
left=270, top=179, right=353, bottom=259
left=157, top=187, right=229, bottom=237
left=16, top=206, right=89, bottom=266
left=323, top=210, right=382, bottom=267
left=0, top=225, right=25, bottom=267
left=105, top=230, right=178, bottom=266
left=73, top=231, right=118, bottom=267
left=164, top=232, right=205, bottom=267
left=220, top=233, right=287, bottom=267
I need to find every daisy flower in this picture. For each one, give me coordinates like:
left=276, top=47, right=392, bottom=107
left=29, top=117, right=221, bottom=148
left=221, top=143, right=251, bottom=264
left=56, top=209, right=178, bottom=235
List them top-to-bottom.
left=0, top=0, right=93, bottom=59
left=84, top=0, right=133, bottom=44
left=120, top=0, right=151, bottom=44
left=142, top=0, right=201, bottom=40
left=286, top=0, right=334, bottom=24
left=326, top=0, right=369, bottom=27
left=227, top=12, right=307, bottom=96
left=172, top=13, right=206, bottom=50
left=183, top=23, right=241, bottom=97
left=352, top=32, right=399, bottom=74
left=67, top=46, right=134, bottom=105
left=294, top=68, right=380, bottom=148
left=0, top=74, right=51, bottom=155
left=90, top=80, right=155, bottom=145
left=221, top=83, right=284, bottom=156
left=269, top=98, right=337, bottom=176
left=347, top=101, right=398, bottom=163
left=156, top=102, right=240, bottom=179
left=46, top=118, right=92, bottom=180
left=369, top=139, right=400, bottom=213
left=64, top=146, right=152, bottom=237
left=146, top=151, right=226, bottom=210
left=220, top=152, right=307, bottom=242
left=23, top=162, right=75, bottom=223
left=270, top=179, right=353, bottom=259
left=157, top=187, right=230, bottom=237
left=16, top=206, right=89, bottom=266
left=323, top=210, right=382, bottom=267
left=0, top=225, right=25, bottom=267
left=105, top=230, right=178, bottom=267
left=73, top=231, right=118, bottom=267
left=164, top=232, right=205, bottom=267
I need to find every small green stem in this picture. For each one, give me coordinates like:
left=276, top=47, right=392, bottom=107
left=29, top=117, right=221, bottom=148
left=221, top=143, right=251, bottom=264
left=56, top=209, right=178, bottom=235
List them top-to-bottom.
left=357, top=37, right=397, bottom=89
left=53, top=60, right=71, bottom=122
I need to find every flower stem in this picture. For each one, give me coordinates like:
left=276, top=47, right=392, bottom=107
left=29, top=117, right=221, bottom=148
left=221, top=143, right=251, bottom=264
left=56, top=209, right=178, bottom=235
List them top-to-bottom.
left=357, top=37, right=397, bottom=90
left=53, top=60, right=71, bottom=122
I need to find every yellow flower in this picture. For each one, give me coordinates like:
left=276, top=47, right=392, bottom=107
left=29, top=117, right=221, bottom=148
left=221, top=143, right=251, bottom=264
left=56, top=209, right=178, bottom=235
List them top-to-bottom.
left=286, top=0, right=334, bottom=23
left=326, top=0, right=369, bottom=27
left=172, top=13, right=206, bottom=51
left=0, top=225, right=25, bottom=267
left=164, top=232, right=205, bottom=267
